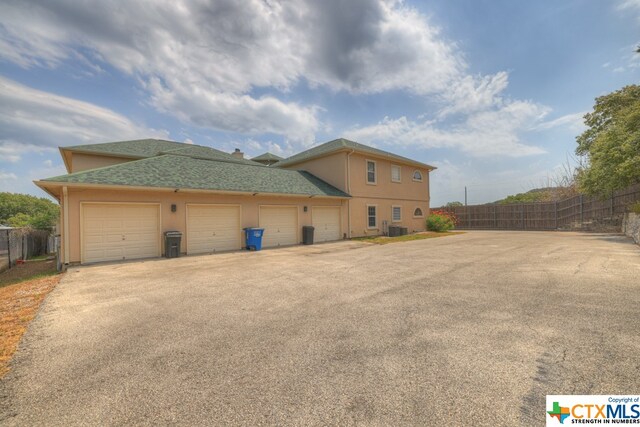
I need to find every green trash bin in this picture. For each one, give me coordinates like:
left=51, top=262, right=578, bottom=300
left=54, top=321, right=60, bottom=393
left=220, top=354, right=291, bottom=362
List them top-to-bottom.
left=302, top=226, right=314, bottom=245
left=164, top=231, right=182, bottom=258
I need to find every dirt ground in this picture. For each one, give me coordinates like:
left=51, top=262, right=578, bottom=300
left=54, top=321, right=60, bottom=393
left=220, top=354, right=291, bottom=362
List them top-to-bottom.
left=0, top=259, right=57, bottom=288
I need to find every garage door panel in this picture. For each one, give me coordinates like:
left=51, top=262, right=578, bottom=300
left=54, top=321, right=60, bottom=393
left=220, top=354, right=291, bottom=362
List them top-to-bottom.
left=82, top=203, right=160, bottom=264
left=187, top=205, right=241, bottom=254
left=260, top=207, right=298, bottom=248
left=312, top=207, right=341, bottom=242
left=104, top=221, right=123, bottom=230
left=105, top=234, right=124, bottom=244
left=84, top=235, right=105, bottom=245
left=125, top=245, right=157, bottom=258
left=104, top=247, right=124, bottom=257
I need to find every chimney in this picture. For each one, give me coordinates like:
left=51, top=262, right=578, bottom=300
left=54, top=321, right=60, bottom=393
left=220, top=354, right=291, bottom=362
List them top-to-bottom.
left=232, top=148, right=244, bottom=159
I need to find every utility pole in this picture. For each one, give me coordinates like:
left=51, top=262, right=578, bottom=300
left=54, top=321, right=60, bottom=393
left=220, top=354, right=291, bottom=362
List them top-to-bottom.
left=464, top=186, right=468, bottom=229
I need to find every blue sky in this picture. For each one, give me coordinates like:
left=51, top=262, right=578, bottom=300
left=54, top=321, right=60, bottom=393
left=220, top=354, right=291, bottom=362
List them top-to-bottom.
left=0, top=0, right=638, bottom=206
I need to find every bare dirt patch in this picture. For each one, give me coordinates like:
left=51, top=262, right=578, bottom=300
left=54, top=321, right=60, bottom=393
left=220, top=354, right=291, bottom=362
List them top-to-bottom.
left=0, top=259, right=57, bottom=288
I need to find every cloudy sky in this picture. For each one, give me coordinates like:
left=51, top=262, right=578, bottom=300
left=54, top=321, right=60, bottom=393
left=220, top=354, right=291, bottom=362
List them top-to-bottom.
left=0, top=0, right=638, bottom=205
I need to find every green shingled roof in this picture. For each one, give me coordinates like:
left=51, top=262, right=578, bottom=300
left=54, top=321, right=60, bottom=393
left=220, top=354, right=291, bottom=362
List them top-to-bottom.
left=276, top=138, right=436, bottom=169
left=65, top=139, right=259, bottom=166
left=65, top=139, right=185, bottom=158
left=160, top=145, right=262, bottom=166
left=252, top=152, right=284, bottom=162
left=42, top=155, right=350, bottom=198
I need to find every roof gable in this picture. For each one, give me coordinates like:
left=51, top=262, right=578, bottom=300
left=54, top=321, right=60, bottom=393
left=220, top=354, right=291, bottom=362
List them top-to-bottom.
left=63, top=138, right=259, bottom=166
left=276, top=138, right=435, bottom=170
left=64, top=139, right=184, bottom=158
left=160, top=145, right=263, bottom=166
left=252, top=152, right=284, bottom=162
left=41, top=155, right=349, bottom=198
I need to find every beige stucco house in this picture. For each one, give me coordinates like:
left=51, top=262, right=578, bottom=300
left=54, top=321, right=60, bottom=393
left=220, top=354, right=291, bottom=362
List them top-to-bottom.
left=35, top=138, right=435, bottom=265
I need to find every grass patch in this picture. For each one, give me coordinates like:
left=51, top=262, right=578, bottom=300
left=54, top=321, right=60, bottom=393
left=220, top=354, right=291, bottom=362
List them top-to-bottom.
left=354, top=231, right=465, bottom=245
left=27, top=254, right=55, bottom=261
left=0, top=259, right=58, bottom=288
left=0, top=274, right=61, bottom=377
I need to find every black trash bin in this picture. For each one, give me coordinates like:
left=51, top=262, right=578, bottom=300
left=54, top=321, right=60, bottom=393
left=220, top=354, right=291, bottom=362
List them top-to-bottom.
left=302, top=226, right=314, bottom=245
left=164, top=231, right=182, bottom=258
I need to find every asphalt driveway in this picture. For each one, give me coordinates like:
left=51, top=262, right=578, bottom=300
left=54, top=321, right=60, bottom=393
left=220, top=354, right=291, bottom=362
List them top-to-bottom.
left=1, top=231, right=639, bottom=426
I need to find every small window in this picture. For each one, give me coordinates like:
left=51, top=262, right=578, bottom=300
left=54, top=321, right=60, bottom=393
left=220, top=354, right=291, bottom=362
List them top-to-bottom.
left=366, top=160, right=377, bottom=184
left=391, top=165, right=401, bottom=183
left=413, top=170, right=423, bottom=182
left=367, top=205, right=377, bottom=228
left=392, top=206, right=402, bottom=222
left=414, top=207, right=424, bottom=217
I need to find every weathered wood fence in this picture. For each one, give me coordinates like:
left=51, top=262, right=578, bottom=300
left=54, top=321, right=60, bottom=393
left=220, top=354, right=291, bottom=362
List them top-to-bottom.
left=439, top=184, right=640, bottom=231
left=0, top=228, right=53, bottom=273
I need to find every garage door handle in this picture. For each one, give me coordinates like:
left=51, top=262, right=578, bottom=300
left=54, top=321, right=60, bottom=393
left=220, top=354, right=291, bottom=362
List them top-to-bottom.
left=122, top=235, right=126, bottom=240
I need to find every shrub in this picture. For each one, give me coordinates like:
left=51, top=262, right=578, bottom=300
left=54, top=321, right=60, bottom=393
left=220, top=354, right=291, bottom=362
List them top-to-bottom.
left=629, top=201, right=640, bottom=214
left=426, top=210, right=457, bottom=232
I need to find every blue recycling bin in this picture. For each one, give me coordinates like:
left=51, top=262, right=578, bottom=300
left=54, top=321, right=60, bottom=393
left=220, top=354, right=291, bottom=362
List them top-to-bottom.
left=244, top=227, right=265, bottom=251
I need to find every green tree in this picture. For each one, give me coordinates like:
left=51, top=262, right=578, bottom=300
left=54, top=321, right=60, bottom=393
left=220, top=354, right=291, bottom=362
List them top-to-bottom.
left=576, top=85, right=640, bottom=195
left=496, top=188, right=555, bottom=204
left=0, top=192, right=59, bottom=229
left=445, top=201, right=464, bottom=207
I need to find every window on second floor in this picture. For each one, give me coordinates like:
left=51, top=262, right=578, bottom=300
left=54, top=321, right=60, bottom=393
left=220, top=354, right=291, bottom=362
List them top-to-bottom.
left=366, top=160, right=377, bottom=184
left=391, top=165, right=401, bottom=183
left=413, top=170, right=423, bottom=182
left=392, top=206, right=402, bottom=222
left=413, top=207, right=424, bottom=217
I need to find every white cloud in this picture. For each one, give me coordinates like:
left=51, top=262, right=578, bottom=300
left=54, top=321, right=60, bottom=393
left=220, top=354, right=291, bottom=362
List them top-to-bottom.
left=0, top=0, right=466, bottom=143
left=0, top=0, right=565, bottom=159
left=302, top=0, right=464, bottom=95
left=619, top=0, right=640, bottom=12
left=438, top=72, right=509, bottom=117
left=0, top=76, right=166, bottom=162
left=146, top=77, right=319, bottom=143
left=346, top=93, right=549, bottom=158
left=534, top=112, right=587, bottom=134
left=0, top=141, right=28, bottom=163
left=43, top=159, right=53, bottom=167
left=0, top=162, right=67, bottom=196
left=0, top=171, right=18, bottom=181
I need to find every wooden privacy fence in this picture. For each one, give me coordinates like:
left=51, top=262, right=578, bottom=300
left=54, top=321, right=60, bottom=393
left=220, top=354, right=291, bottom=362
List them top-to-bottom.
left=439, top=183, right=640, bottom=231
left=0, top=228, right=53, bottom=273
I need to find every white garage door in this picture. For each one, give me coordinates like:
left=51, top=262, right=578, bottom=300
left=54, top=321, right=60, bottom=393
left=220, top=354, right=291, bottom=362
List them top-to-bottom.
left=82, top=203, right=160, bottom=264
left=187, top=205, right=241, bottom=254
left=259, top=206, right=298, bottom=248
left=312, top=207, right=341, bottom=242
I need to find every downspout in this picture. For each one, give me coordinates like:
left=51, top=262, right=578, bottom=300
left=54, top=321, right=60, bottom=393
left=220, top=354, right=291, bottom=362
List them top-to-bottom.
left=346, top=149, right=355, bottom=238
left=63, top=186, right=70, bottom=266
